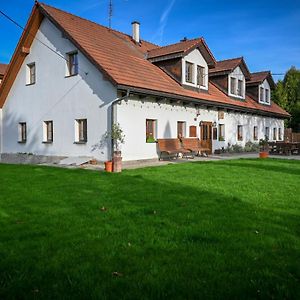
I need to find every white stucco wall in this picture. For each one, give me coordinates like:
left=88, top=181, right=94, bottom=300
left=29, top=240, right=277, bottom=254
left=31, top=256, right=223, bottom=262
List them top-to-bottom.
left=2, top=18, right=116, bottom=161
left=182, top=49, right=208, bottom=90
left=228, top=66, right=246, bottom=99
left=258, top=79, right=271, bottom=105
left=117, top=96, right=284, bottom=161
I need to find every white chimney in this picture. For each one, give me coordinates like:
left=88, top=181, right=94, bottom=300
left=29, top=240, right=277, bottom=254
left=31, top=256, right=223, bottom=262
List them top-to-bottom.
left=132, top=21, right=140, bottom=43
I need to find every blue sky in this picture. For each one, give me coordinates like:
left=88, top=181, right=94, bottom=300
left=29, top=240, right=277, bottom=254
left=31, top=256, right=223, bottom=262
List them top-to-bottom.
left=0, top=0, right=299, bottom=80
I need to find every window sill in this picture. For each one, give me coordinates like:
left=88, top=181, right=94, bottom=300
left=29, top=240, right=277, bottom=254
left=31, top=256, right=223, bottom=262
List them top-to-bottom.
left=65, top=74, right=78, bottom=78
left=26, top=83, right=35, bottom=86
left=18, top=141, right=27, bottom=144
left=42, top=141, right=53, bottom=144
left=74, top=141, right=87, bottom=144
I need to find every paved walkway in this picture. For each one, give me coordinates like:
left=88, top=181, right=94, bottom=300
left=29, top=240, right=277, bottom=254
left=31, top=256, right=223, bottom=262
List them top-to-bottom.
left=15, top=153, right=300, bottom=171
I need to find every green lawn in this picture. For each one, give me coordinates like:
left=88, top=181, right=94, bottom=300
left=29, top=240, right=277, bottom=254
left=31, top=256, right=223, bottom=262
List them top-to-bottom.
left=0, top=159, right=300, bottom=300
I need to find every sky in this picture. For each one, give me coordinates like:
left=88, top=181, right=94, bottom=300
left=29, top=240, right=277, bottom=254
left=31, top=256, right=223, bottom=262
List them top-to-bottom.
left=0, top=0, right=300, bottom=80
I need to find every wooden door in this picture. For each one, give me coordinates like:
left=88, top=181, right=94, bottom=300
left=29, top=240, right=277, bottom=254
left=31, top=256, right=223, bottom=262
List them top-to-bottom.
left=200, top=122, right=212, bottom=154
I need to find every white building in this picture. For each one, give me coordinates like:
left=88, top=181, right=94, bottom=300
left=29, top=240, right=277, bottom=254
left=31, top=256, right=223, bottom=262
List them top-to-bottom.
left=0, top=3, right=289, bottom=163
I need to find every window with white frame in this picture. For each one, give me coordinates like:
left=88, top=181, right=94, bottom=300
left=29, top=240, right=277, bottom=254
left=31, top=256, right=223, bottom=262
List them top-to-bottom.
left=67, top=51, right=79, bottom=76
left=185, top=62, right=194, bottom=83
left=27, top=63, right=36, bottom=85
left=197, top=65, right=205, bottom=87
left=230, top=77, right=237, bottom=95
left=237, top=79, right=243, bottom=96
left=260, top=87, right=264, bottom=102
left=265, top=89, right=270, bottom=104
left=75, top=119, right=87, bottom=143
left=146, top=119, right=157, bottom=143
left=43, top=121, right=53, bottom=143
left=18, top=122, right=27, bottom=143
left=219, top=124, right=225, bottom=141
left=237, top=125, right=243, bottom=141
left=253, top=126, right=258, bottom=141
left=265, top=127, right=270, bottom=140
left=273, top=128, right=277, bottom=141
left=278, top=128, right=282, bottom=141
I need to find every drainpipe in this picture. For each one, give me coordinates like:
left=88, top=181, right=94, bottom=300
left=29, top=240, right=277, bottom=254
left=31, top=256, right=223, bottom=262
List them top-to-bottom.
left=110, top=89, right=130, bottom=160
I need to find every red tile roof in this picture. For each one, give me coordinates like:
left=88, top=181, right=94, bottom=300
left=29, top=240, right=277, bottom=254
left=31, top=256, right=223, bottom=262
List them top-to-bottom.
left=0, top=3, right=289, bottom=118
left=147, top=38, right=201, bottom=58
left=209, top=57, right=243, bottom=73
left=0, top=63, right=8, bottom=76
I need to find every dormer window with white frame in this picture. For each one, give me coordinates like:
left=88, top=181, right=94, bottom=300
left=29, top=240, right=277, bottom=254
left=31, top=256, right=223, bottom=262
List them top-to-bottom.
left=182, top=49, right=209, bottom=90
left=185, top=62, right=194, bottom=83
left=197, top=65, right=205, bottom=87
left=228, top=67, right=245, bottom=99
left=258, top=79, right=271, bottom=105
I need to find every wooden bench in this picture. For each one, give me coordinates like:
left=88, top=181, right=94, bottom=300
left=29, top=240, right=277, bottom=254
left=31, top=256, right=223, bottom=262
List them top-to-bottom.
left=181, top=138, right=210, bottom=156
left=157, top=139, right=191, bottom=160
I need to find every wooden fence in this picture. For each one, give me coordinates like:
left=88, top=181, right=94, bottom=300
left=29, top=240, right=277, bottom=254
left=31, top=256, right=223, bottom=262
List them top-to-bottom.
left=285, top=128, right=300, bottom=142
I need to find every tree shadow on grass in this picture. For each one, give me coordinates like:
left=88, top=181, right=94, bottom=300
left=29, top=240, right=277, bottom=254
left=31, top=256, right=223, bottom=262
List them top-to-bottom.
left=0, top=165, right=299, bottom=300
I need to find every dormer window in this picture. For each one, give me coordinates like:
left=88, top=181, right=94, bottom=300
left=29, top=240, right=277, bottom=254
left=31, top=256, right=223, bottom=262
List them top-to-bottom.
left=185, top=62, right=194, bottom=83
left=197, top=66, right=205, bottom=87
left=230, top=77, right=236, bottom=95
left=237, top=79, right=243, bottom=96
left=260, top=87, right=264, bottom=102
left=265, top=89, right=270, bottom=103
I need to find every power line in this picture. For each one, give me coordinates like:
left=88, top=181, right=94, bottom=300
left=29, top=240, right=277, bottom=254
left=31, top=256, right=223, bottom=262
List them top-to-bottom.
left=0, top=8, right=89, bottom=76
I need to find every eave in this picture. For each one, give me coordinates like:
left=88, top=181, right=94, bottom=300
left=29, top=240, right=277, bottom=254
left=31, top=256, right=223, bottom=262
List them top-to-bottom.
left=117, top=84, right=290, bottom=119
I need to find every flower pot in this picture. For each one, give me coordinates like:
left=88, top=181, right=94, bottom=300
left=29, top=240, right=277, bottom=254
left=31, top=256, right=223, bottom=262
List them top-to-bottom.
left=259, top=151, right=269, bottom=159
left=113, top=152, right=122, bottom=173
left=105, top=161, right=113, bottom=172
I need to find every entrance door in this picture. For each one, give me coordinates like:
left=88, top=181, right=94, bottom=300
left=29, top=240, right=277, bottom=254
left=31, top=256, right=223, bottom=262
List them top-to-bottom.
left=200, top=121, right=212, bottom=154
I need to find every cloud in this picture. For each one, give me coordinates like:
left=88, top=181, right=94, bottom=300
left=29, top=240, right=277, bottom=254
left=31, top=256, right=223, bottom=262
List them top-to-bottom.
left=153, top=0, right=176, bottom=44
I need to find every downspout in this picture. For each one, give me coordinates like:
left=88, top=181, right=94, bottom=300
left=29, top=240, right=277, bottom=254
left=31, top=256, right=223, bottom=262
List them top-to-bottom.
left=110, top=89, right=130, bottom=160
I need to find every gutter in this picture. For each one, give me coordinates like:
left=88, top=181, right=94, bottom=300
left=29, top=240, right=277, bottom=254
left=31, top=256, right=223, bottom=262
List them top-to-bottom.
left=110, top=89, right=130, bottom=159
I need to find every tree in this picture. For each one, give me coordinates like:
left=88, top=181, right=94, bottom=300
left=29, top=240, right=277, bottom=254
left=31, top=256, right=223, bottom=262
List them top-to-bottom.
left=272, top=66, right=300, bottom=131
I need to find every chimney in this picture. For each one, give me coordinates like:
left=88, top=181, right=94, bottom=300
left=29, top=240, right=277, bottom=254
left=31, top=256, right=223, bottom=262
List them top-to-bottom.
left=131, top=21, right=140, bottom=43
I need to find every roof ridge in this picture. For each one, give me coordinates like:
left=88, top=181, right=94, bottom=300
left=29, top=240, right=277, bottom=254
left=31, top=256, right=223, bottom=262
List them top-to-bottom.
left=38, top=2, right=159, bottom=48
left=147, top=37, right=203, bottom=53
left=217, top=56, right=243, bottom=63
left=251, top=71, right=270, bottom=75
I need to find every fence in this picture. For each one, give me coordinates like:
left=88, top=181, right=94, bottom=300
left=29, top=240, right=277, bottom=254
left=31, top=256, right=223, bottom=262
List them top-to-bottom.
left=285, top=128, right=300, bottom=142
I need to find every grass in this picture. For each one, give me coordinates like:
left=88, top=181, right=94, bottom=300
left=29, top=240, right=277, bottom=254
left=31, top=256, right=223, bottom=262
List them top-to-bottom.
left=0, top=159, right=299, bottom=299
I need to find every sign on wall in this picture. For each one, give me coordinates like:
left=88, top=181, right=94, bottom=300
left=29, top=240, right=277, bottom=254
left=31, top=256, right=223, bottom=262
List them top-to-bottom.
left=218, top=111, right=225, bottom=120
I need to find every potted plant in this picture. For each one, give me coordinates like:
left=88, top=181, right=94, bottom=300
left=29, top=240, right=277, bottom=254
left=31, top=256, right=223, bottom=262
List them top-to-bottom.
left=104, top=123, right=125, bottom=172
left=259, top=137, right=269, bottom=158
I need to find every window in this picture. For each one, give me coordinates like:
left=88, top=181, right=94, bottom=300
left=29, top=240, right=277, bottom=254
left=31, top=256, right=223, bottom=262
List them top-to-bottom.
left=67, top=51, right=79, bottom=76
left=185, top=62, right=194, bottom=83
left=27, top=63, right=36, bottom=85
left=197, top=65, right=205, bottom=86
left=230, top=77, right=236, bottom=95
left=237, top=79, right=243, bottom=96
left=260, top=87, right=264, bottom=102
left=265, top=89, right=270, bottom=103
left=75, top=119, right=87, bottom=143
left=146, top=119, right=157, bottom=143
left=43, top=121, right=53, bottom=143
left=177, top=121, right=186, bottom=138
left=18, top=122, right=27, bottom=143
left=218, top=124, right=225, bottom=141
left=189, top=125, right=197, bottom=137
left=237, top=125, right=243, bottom=141
left=253, top=126, right=258, bottom=141
left=213, top=127, right=217, bottom=140
left=265, top=127, right=270, bottom=140
left=273, top=128, right=277, bottom=141
left=278, top=128, right=282, bottom=141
